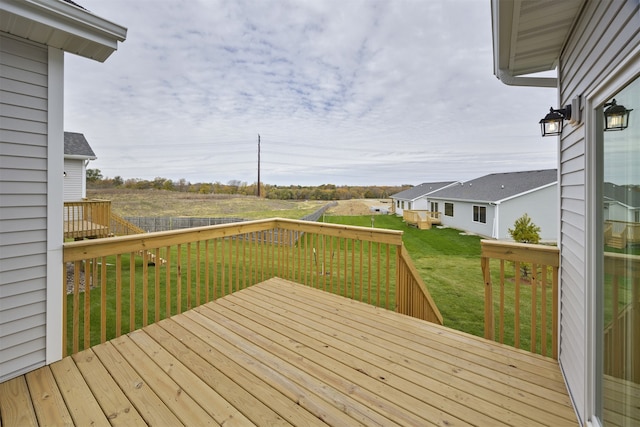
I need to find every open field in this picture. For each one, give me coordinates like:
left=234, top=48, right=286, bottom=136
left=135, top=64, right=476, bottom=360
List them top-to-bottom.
left=88, top=189, right=391, bottom=219
left=89, top=189, right=328, bottom=219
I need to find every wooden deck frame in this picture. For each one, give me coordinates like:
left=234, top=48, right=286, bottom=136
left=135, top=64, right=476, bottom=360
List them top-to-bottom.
left=0, top=278, right=578, bottom=426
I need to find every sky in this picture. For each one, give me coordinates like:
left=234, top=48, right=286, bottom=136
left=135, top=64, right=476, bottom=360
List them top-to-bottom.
left=64, top=0, right=559, bottom=187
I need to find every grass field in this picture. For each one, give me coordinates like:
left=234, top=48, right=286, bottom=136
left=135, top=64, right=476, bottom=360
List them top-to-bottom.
left=88, top=189, right=328, bottom=219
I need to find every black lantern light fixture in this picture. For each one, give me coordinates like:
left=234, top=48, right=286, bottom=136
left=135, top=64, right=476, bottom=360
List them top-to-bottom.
left=603, top=99, right=632, bottom=131
left=539, top=105, right=572, bottom=137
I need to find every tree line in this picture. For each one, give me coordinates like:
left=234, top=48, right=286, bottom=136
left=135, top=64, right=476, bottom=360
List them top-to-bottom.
left=87, top=169, right=410, bottom=201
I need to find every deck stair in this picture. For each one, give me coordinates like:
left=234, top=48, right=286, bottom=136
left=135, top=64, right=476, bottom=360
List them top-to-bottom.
left=403, top=210, right=441, bottom=230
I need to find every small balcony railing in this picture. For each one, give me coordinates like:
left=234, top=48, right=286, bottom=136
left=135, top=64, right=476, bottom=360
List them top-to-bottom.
left=63, top=199, right=112, bottom=239
left=63, top=218, right=443, bottom=356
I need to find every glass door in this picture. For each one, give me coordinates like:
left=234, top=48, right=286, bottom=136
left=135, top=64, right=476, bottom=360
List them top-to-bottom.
left=600, top=76, right=639, bottom=426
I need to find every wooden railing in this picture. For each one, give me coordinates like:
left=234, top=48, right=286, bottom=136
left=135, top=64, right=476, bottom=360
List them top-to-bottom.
left=63, top=199, right=112, bottom=240
left=403, top=210, right=441, bottom=230
left=110, top=212, right=147, bottom=235
left=63, top=218, right=442, bottom=356
left=604, top=220, right=640, bottom=249
left=481, top=240, right=559, bottom=359
left=397, top=245, right=443, bottom=324
left=603, top=252, right=640, bottom=382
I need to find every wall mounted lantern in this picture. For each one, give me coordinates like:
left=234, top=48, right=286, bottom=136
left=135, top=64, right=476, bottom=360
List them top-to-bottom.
left=603, top=99, right=632, bottom=131
left=539, top=105, right=572, bottom=137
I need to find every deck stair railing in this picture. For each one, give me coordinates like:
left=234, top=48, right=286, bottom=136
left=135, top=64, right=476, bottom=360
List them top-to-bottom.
left=402, top=210, right=441, bottom=230
left=110, top=211, right=147, bottom=236
left=63, top=218, right=442, bottom=356
left=481, top=240, right=559, bottom=359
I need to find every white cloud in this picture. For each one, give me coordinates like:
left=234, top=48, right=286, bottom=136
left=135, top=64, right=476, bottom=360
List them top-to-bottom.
left=64, top=0, right=557, bottom=186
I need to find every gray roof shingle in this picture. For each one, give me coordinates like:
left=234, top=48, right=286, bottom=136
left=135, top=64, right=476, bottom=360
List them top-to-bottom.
left=64, top=132, right=96, bottom=159
left=429, top=169, right=557, bottom=203
left=391, top=182, right=458, bottom=201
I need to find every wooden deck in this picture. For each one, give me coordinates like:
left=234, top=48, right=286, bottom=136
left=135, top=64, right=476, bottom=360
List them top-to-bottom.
left=0, top=278, right=578, bottom=426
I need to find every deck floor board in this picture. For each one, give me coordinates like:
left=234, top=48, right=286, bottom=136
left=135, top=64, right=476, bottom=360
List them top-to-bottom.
left=0, top=277, right=578, bottom=426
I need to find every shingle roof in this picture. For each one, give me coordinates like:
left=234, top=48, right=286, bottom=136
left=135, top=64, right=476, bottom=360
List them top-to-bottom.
left=64, top=132, right=96, bottom=159
left=429, top=169, right=557, bottom=203
left=391, top=182, right=458, bottom=201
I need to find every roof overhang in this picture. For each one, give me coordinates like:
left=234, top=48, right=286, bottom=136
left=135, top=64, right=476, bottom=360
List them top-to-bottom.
left=0, top=0, right=127, bottom=62
left=491, top=0, right=585, bottom=87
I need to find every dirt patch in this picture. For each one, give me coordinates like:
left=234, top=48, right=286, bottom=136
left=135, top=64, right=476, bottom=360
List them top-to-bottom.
left=325, top=199, right=392, bottom=216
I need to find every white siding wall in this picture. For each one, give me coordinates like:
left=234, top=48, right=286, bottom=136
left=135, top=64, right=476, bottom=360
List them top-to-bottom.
left=557, top=1, right=640, bottom=423
left=0, top=34, right=49, bottom=382
left=63, top=158, right=84, bottom=201
left=499, top=185, right=558, bottom=241
left=412, top=198, right=429, bottom=211
left=434, top=200, right=496, bottom=237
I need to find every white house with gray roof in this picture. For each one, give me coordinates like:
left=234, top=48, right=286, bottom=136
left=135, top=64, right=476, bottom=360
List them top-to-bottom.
left=64, top=131, right=96, bottom=201
left=428, top=169, right=558, bottom=240
left=390, top=181, right=458, bottom=216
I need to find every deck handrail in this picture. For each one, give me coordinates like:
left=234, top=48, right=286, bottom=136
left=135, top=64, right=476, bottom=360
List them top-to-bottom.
left=110, top=212, right=147, bottom=235
left=63, top=218, right=442, bottom=356
left=481, top=240, right=559, bottom=359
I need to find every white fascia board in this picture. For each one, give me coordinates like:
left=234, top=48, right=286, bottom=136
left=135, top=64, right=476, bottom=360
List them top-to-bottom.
left=1, top=0, right=127, bottom=61
left=64, top=154, right=97, bottom=160
left=495, top=181, right=557, bottom=204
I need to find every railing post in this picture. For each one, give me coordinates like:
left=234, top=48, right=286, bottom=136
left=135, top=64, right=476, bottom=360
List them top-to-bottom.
left=482, top=255, right=494, bottom=340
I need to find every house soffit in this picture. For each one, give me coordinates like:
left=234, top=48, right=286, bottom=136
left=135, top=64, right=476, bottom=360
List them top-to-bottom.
left=0, top=0, right=127, bottom=62
left=493, top=0, right=585, bottom=77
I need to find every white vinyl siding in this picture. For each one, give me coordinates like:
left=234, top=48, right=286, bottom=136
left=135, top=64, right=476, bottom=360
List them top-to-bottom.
left=557, top=1, right=640, bottom=423
left=0, top=34, right=49, bottom=382
left=63, top=158, right=84, bottom=201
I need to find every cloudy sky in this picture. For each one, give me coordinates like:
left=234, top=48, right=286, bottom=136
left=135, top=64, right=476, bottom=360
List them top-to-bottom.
left=64, top=0, right=558, bottom=186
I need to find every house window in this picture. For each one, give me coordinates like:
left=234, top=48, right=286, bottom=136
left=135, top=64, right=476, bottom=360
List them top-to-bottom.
left=599, top=75, right=638, bottom=424
left=431, top=202, right=438, bottom=212
left=444, top=203, right=454, bottom=217
left=473, top=206, right=486, bottom=223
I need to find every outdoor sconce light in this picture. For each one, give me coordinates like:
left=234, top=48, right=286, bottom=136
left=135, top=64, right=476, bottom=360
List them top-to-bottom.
left=603, top=99, right=632, bottom=131
left=539, top=105, right=572, bottom=137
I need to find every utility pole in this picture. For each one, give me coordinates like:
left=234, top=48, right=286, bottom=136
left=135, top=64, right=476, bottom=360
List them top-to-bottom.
left=257, top=134, right=261, bottom=197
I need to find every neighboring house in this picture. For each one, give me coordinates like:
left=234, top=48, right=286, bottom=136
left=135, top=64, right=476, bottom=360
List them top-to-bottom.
left=0, top=0, right=126, bottom=382
left=492, top=0, right=639, bottom=425
left=64, top=131, right=96, bottom=201
left=428, top=169, right=558, bottom=240
left=390, top=181, right=458, bottom=216
left=603, top=182, right=640, bottom=223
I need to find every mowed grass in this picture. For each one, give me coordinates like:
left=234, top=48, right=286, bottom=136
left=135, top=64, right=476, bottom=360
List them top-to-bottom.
left=321, top=214, right=486, bottom=337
